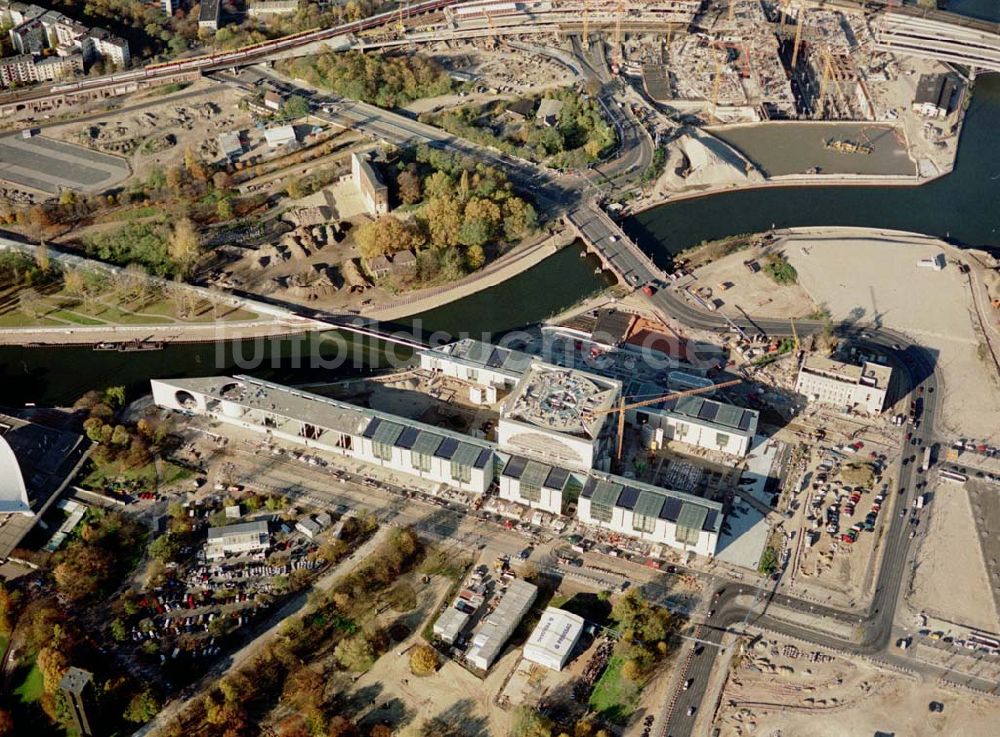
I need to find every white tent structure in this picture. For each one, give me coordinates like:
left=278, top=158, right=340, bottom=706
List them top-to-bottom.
left=0, top=435, right=32, bottom=515
left=523, top=607, right=584, bottom=671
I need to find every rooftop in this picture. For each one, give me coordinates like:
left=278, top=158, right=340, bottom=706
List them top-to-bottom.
left=422, top=338, right=535, bottom=379
left=802, top=356, right=892, bottom=388
left=502, top=363, right=620, bottom=439
left=163, top=375, right=493, bottom=463
left=655, top=394, right=759, bottom=438
left=581, top=472, right=723, bottom=534
left=207, top=520, right=269, bottom=540
left=524, top=607, right=584, bottom=662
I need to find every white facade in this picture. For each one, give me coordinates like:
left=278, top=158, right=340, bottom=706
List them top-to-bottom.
left=248, top=0, right=299, bottom=15
left=264, top=125, right=296, bottom=148
left=418, top=339, right=532, bottom=390
left=795, top=356, right=891, bottom=415
left=498, top=364, right=620, bottom=472
left=150, top=376, right=495, bottom=495
left=630, top=395, right=759, bottom=458
left=0, top=434, right=32, bottom=515
left=497, top=455, right=573, bottom=515
left=577, top=474, right=721, bottom=558
left=205, top=520, right=270, bottom=560
left=466, top=579, right=537, bottom=670
left=433, top=606, right=470, bottom=644
left=523, top=608, right=584, bottom=671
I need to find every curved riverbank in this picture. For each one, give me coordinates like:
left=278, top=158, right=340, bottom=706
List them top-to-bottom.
left=625, top=74, right=1000, bottom=259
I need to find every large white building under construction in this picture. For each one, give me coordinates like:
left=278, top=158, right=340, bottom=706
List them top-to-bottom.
left=151, top=340, right=743, bottom=558
left=795, top=355, right=892, bottom=415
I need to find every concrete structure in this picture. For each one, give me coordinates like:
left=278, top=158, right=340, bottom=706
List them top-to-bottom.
left=161, top=0, right=174, bottom=15
left=199, top=0, right=221, bottom=31
left=248, top=0, right=299, bottom=16
left=875, top=12, right=1000, bottom=74
left=86, top=29, right=130, bottom=68
left=36, top=53, right=83, bottom=81
left=912, top=74, right=956, bottom=118
left=264, top=88, right=283, bottom=111
left=535, top=97, right=564, bottom=126
left=264, top=125, right=296, bottom=148
left=217, top=131, right=245, bottom=162
left=351, top=151, right=389, bottom=216
left=419, top=338, right=534, bottom=390
left=151, top=353, right=731, bottom=559
left=795, top=355, right=892, bottom=415
left=498, top=363, right=620, bottom=472
left=150, top=375, right=495, bottom=495
left=629, top=394, right=759, bottom=458
left=0, top=413, right=87, bottom=567
left=0, top=435, right=31, bottom=515
left=498, top=454, right=574, bottom=515
left=578, top=473, right=722, bottom=557
left=295, top=515, right=322, bottom=539
left=205, top=520, right=271, bottom=560
left=466, top=579, right=537, bottom=670
left=433, top=605, right=471, bottom=644
left=523, top=607, right=584, bottom=671
left=60, top=667, right=96, bottom=737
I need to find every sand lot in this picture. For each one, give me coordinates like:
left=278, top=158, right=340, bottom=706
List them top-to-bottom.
left=691, top=230, right=1000, bottom=442
left=782, top=230, right=1000, bottom=441
left=910, top=483, right=998, bottom=633
left=715, top=634, right=1000, bottom=737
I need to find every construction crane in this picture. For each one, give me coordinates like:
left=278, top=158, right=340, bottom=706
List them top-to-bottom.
left=583, top=0, right=590, bottom=46
left=614, top=0, right=625, bottom=52
left=791, top=4, right=808, bottom=69
left=710, top=46, right=724, bottom=123
left=790, top=317, right=799, bottom=352
left=587, top=379, right=744, bottom=461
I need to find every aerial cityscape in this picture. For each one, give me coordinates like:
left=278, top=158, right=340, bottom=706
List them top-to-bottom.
left=0, top=0, right=998, bottom=736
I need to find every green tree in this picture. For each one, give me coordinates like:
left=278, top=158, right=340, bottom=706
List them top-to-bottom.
left=283, top=94, right=311, bottom=119
left=424, top=170, right=453, bottom=199
left=458, top=197, right=501, bottom=248
left=502, top=197, right=537, bottom=241
left=466, top=244, right=486, bottom=271
left=104, top=385, right=126, bottom=408
left=111, top=618, right=127, bottom=642
left=333, top=633, right=375, bottom=672
left=124, top=689, right=160, bottom=723
left=512, top=706, right=553, bottom=737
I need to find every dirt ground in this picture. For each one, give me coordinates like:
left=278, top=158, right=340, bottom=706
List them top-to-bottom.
left=44, top=81, right=253, bottom=181
left=693, top=228, right=1000, bottom=441
left=689, top=243, right=820, bottom=319
left=909, top=483, right=998, bottom=633
left=339, top=570, right=515, bottom=737
left=715, top=634, right=1000, bottom=737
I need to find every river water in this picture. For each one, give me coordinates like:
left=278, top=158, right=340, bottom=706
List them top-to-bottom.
left=945, top=0, right=1000, bottom=22
left=1, top=69, right=998, bottom=406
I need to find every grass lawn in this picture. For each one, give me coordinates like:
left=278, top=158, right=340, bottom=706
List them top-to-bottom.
left=47, top=309, right=106, bottom=325
left=81, top=457, right=192, bottom=491
left=589, top=652, right=644, bottom=724
left=15, top=661, right=43, bottom=704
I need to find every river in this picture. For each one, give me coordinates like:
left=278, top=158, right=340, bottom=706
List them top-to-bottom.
left=2, top=70, right=999, bottom=406
left=625, top=74, right=1000, bottom=262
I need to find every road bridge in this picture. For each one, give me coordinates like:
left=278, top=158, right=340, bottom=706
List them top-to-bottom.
left=875, top=12, right=1000, bottom=73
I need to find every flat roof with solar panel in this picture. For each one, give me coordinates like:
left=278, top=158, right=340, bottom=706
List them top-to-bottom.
left=421, top=339, right=535, bottom=380
left=657, top=395, right=759, bottom=438
left=580, top=472, right=723, bottom=534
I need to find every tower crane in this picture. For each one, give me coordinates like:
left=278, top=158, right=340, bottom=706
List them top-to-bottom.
left=586, top=379, right=744, bottom=461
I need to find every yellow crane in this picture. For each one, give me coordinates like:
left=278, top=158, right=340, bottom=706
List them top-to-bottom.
left=614, top=0, right=625, bottom=50
left=583, top=1, right=590, bottom=46
left=791, top=5, right=805, bottom=68
left=790, top=317, right=799, bottom=352
left=587, top=379, right=745, bottom=461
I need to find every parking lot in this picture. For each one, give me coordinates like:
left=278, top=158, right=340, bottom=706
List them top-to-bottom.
left=0, top=133, right=129, bottom=193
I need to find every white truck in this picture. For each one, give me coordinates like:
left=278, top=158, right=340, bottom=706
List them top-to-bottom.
left=914, top=494, right=926, bottom=510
